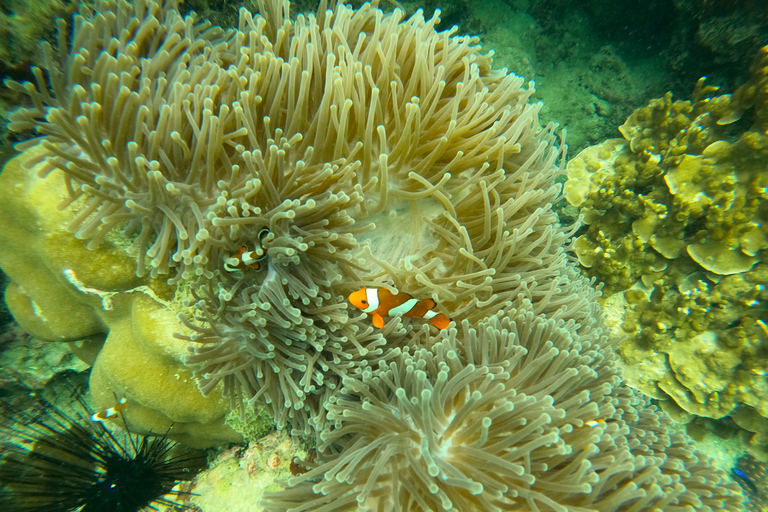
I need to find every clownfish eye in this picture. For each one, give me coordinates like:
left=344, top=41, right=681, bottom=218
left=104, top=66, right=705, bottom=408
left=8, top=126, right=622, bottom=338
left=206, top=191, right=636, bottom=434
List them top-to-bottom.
left=361, top=300, right=368, bottom=305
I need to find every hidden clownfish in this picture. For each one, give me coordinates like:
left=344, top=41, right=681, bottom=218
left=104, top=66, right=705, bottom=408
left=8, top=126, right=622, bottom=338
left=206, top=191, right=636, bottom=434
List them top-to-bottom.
left=224, top=229, right=269, bottom=272
left=224, top=246, right=265, bottom=272
left=348, top=287, right=452, bottom=330
left=91, top=397, right=127, bottom=422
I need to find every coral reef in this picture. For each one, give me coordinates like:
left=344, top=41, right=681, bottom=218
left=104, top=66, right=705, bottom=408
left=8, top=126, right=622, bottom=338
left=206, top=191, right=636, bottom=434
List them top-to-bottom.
left=0, top=0, right=745, bottom=508
left=0, top=0, right=79, bottom=143
left=0, top=0, right=76, bottom=71
left=486, top=0, right=665, bottom=153
left=527, top=0, right=766, bottom=93
left=668, top=0, right=768, bottom=88
left=565, top=46, right=768, bottom=456
left=190, top=429, right=311, bottom=512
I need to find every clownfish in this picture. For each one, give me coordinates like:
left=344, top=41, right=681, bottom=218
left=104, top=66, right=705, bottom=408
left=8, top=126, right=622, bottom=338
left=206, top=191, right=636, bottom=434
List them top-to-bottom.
left=224, top=229, right=269, bottom=272
left=348, top=287, right=452, bottom=330
left=91, top=397, right=127, bottom=422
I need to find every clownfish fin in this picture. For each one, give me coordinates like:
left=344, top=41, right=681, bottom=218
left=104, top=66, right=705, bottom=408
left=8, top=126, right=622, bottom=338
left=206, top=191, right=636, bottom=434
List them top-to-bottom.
left=372, top=313, right=385, bottom=329
left=429, top=313, right=451, bottom=330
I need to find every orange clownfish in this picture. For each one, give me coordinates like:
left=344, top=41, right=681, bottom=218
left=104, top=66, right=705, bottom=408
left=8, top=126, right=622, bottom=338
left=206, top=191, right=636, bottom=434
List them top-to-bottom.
left=225, top=229, right=269, bottom=272
left=224, top=246, right=265, bottom=272
left=348, top=287, right=452, bottom=330
left=91, top=397, right=127, bottom=422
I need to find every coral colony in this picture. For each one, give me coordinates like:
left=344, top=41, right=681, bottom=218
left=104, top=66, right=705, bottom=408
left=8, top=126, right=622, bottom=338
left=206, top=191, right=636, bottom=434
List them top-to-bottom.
left=0, top=0, right=749, bottom=510
left=565, top=47, right=768, bottom=458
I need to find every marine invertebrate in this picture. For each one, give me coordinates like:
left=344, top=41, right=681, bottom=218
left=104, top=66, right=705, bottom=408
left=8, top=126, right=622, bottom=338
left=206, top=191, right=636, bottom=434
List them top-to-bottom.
left=0, top=0, right=746, bottom=508
left=3, top=0, right=581, bottom=438
left=5, top=0, right=239, bottom=280
left=156, top=0, right=584, bottom=435
left=238, top=0, right=595, bottom=427
left=563, top=45, right=768, bottom=452
left=262, top=307, right=743, bottom=511
left=0, top=386, right=205, bottom=512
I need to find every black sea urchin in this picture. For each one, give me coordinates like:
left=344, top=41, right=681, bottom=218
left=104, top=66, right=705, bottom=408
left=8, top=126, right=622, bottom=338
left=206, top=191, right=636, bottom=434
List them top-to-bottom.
left=0, top=385, right=206, bottom=512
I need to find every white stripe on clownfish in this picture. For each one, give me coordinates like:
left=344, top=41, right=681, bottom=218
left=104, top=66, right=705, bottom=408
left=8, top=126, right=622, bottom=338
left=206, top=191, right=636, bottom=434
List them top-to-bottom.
left=225, top=229, right=270, bottom=272
left=349, top=287, right=452, bottom=330
left=362, top=288, right=379, bottom=313
left=388, top=298, right=419, bottom=317
left=91, top=397, right=127, bottom=422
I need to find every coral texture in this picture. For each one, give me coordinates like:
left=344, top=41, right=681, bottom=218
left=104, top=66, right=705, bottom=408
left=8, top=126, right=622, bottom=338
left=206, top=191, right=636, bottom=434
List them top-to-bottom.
left=0, top=0, right=744, bottom=508
left=564, top=47, right=768, bottom=455
left=0, top=144, right=240, bottom=447
left=733, top=454, right=768, bottom=512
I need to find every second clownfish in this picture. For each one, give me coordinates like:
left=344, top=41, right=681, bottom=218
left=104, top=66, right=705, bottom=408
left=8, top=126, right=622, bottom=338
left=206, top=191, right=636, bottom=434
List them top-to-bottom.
left=224, top=229, right=269, bottom=272
left=224, top=246, right=265, bottom=272
left=348, top=287, right=452, bottom=330
left=91, top=397, right=127, bottom=422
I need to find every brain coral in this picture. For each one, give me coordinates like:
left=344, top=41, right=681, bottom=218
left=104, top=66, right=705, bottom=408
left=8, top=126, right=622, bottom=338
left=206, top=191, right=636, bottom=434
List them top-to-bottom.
left=0, top=0, right=745, bottom=508
left=564, top=46, right=768, bottom=455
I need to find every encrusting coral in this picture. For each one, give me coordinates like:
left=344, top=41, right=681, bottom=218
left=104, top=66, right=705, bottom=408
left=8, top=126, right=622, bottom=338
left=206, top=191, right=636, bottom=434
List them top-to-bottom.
left=0, top=0, right=745, bottom=508
left=564, top=46, right=768, bottom=456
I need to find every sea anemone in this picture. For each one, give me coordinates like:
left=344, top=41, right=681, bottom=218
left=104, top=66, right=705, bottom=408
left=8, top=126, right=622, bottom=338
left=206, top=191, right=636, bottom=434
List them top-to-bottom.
left=4, top=0, right=591, bottom=436
left=170, top=0, right=590, bottom=436
left=261, top=307, right=744, bottom=511
left=0, top=384, right=205, bottom=512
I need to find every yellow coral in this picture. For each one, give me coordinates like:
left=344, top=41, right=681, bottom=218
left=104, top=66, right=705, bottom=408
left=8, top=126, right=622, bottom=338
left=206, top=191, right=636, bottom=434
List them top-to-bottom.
left=565, top=45, right=768, bottom=457
left=0, top=145, right=239, bottom=447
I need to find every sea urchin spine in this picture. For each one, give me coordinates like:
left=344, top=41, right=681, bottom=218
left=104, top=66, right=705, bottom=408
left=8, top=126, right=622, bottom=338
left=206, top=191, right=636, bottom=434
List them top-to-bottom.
left=0, top=386, right=206, bottom=512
